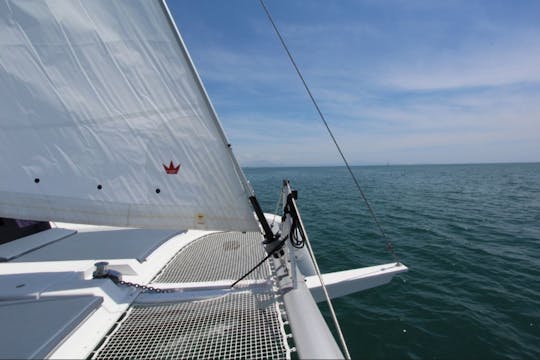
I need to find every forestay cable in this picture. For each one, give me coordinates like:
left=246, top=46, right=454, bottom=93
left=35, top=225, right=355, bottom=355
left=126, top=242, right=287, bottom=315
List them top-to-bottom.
left=258, top=0, right=399, bottom=263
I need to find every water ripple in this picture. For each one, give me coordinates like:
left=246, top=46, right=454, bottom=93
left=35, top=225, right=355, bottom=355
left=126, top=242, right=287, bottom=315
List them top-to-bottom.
left=246, top=163, right=540, bottom=359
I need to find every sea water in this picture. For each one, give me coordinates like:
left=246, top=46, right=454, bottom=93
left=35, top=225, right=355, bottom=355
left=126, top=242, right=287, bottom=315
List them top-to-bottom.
left=245, top=163, right=540, bottom=359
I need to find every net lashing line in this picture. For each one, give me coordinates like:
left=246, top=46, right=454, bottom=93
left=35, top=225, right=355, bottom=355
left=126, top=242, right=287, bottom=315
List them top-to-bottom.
left=282, top=182, right=351, bottom=359
left=233, top=183, right=351, bottom=358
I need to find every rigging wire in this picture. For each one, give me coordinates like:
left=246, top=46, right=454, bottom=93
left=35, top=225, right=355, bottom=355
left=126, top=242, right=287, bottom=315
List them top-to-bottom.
left=258, top=0, right=398, bottom=263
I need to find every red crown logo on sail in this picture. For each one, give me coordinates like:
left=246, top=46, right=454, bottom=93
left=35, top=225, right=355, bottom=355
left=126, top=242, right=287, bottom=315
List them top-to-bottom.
left=163, top=161, right=181, bottom=175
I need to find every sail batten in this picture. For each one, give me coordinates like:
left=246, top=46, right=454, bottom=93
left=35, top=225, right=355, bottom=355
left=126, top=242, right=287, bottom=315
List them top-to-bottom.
left=0, top=0, right=258, bottom=231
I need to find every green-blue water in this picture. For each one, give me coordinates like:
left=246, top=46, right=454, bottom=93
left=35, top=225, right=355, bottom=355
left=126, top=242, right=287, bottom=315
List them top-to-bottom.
left=245, top=163, right=540, bottom=359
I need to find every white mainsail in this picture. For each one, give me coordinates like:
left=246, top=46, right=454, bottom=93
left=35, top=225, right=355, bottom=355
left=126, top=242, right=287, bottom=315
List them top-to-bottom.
left=0, top=0, right=258, bottom=231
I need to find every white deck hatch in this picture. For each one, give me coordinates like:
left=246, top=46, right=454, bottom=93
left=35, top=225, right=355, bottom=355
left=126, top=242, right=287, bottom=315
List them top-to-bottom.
left=0, top=296, right=102, bottom=359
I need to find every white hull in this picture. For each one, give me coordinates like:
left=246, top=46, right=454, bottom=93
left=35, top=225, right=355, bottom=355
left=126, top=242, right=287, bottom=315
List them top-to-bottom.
left=0, top=221, right=406, bottom=359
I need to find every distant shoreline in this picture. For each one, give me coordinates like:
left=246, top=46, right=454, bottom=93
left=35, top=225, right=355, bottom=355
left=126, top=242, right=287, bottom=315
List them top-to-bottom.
left=243, top=161, right=540, bottom=170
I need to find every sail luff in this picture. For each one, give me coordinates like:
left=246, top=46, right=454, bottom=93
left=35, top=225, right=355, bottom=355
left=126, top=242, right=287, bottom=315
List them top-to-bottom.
left=158, top=0, right=254, bottom=198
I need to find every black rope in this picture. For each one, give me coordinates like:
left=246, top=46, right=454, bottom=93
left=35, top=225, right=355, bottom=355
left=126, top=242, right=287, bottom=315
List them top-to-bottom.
left=259, top=0, right=398, bottom=262
left=231, top=193, right=307, bottom=287
left=284, top=193, right=305, bottom=249
left=289, top=222, right=304, bottom=249
left=231, top=237, right=288, bottom=288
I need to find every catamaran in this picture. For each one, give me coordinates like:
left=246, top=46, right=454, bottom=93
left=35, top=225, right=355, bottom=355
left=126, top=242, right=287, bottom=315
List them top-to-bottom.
left=0, top=1, right=407, bottom=358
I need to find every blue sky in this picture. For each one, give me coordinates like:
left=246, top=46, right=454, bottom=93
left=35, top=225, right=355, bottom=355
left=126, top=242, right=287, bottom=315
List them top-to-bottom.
left=168, top=1, right=540, bottom=166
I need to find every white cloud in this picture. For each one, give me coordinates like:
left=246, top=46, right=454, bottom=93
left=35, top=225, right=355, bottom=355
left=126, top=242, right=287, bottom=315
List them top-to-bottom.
left=179, top=4, right=540, bottom=166
left=379, top=31, right=540, bottom=91
left=224, top=82, right=540, bottom=166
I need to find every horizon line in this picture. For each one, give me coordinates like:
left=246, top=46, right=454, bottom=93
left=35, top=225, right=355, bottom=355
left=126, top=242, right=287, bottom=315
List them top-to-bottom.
left=242, top=160, right=540, bottom=169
